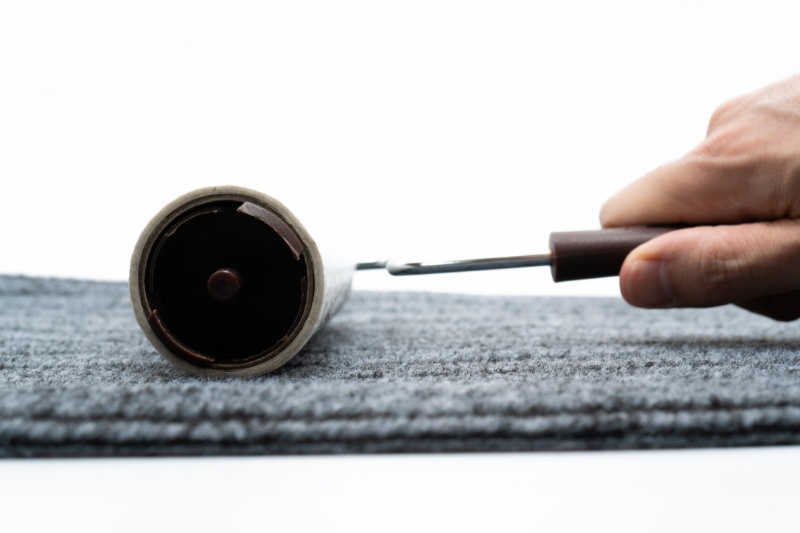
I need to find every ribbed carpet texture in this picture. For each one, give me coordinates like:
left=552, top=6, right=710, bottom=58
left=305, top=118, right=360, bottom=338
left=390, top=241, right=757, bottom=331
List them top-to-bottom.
left=1, top=275, right=800, bottom=457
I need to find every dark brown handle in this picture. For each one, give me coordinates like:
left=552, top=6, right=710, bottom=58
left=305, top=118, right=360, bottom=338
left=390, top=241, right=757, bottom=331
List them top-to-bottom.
left=548, top=227, right=675, bottom=282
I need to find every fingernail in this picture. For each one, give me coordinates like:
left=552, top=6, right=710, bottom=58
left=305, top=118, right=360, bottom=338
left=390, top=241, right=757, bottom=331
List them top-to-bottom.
left=624, top=260, right=675, bottom=308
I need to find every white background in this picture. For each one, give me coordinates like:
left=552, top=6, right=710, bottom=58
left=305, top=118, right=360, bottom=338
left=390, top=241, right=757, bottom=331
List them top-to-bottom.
left=2, top=0, right=799, bottom=296
left=2, top=1, right=800, bottom=531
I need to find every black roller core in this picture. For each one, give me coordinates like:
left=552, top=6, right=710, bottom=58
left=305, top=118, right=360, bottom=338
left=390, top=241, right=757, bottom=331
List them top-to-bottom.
left=142, top=200, right=310, bottom=369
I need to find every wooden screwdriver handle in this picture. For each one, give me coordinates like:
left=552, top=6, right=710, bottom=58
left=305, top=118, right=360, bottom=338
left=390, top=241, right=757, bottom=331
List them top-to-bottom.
left=548, top=227, right=675, bottom=282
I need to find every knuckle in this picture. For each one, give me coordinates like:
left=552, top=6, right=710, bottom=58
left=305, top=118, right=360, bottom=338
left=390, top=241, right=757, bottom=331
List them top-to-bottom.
left=707, top=96, right=743, bottom=131
left=692, top=125, right=744, bottom=159
left=695, top=237, right=748, bottom=305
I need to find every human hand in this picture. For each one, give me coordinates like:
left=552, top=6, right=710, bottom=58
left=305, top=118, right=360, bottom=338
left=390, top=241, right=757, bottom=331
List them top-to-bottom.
left=600, top=74, right=800, bottom=321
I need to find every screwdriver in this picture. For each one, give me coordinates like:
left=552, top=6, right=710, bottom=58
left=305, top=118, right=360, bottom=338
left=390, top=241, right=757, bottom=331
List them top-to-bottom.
left=356, top=226, right=674, bottom=282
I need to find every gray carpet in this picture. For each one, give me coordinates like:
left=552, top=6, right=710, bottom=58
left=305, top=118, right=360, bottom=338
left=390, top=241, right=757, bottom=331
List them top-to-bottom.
left=1, top=274, right=800, bottom=457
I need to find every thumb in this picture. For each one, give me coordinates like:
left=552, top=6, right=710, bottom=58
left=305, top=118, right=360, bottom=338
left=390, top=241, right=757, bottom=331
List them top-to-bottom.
left=619, top=221, right=800, bottom=309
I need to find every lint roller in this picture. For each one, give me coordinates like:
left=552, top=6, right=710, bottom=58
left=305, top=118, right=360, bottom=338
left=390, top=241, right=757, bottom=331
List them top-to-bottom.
left=130, top=186, right=672, bottom=377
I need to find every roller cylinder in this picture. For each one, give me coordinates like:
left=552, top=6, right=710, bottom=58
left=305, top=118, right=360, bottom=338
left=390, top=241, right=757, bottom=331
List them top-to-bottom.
left=130, top=186, right=354, bottom=377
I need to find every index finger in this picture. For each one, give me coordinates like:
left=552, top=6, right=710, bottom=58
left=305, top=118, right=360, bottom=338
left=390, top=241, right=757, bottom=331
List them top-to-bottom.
left=600, top=152, right=789, bottom=228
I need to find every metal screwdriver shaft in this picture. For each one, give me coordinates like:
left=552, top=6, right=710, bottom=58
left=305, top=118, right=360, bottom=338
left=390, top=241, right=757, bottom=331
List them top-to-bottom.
left=356, top=226, right=676, bottom=282
left=386, top=253, right=551, bottom=275
left=356, top=254, right=551, bottom=275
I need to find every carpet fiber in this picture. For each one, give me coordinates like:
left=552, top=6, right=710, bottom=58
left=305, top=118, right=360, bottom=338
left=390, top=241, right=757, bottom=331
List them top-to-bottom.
left=1, top=275, right=800, bottom=457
